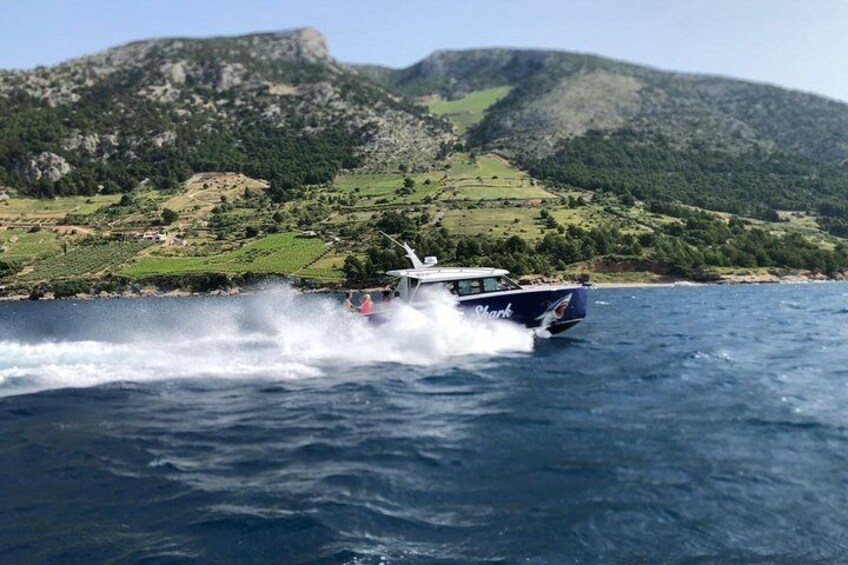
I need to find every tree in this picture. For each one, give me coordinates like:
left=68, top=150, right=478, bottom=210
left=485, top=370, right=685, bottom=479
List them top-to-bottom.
left=403, top=177, right=415, bottom=189
left=103, top=180, right=122, bottom=194
left=161, top=208, right=179, bottom=225
left=376, top=211, right=415, bottom=234
left=343, top=255, right=368, bottom=285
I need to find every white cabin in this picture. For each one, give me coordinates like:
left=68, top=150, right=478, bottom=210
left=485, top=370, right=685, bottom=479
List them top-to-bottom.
left=384, top=240, right=522, bottom=301
left=387, top=266, right=522, bottom=301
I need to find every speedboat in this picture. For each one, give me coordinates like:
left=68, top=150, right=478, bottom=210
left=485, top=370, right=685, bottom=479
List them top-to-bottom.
left=382, top=240, right=588, bottom=335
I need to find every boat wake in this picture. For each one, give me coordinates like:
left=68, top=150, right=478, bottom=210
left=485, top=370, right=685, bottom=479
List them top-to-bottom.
left=0, top=287, right=534, bottom=397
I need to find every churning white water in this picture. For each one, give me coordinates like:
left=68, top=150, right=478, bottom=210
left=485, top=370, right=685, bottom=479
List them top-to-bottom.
left=0, top=287, right=534, bottom=397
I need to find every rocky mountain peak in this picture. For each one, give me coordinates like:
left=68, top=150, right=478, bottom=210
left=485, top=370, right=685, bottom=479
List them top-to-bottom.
left=271, top=27, right=330, bottom=63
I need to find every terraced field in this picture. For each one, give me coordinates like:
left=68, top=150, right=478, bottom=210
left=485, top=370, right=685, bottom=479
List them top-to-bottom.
left=334, top=153, right=556, bottom=207
left=0, top=195, right=119, bottom=220
left=0, top=229, right=63, bottom=262
left=120, top=233, right=327, bottom=278
left=19, top=241, right=149, bottom=282
left=296, top=253, right=348, bottom=281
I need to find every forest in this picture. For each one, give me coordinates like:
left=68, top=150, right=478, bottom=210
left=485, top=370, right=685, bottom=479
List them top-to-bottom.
left=523, top=128, right=848, bottom=235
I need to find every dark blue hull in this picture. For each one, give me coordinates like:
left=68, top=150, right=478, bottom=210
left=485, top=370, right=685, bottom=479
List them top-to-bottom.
left=456, top=285, right=588, bottom=334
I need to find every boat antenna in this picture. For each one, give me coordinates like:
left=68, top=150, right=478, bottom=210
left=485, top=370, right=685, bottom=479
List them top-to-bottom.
left=378, top=231, right=425, bottom=269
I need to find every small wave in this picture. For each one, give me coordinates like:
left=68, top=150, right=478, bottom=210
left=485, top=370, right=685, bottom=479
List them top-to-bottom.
left=689, top=349, right=735, bottom=363
left=147, top=457, right=184, bottom=472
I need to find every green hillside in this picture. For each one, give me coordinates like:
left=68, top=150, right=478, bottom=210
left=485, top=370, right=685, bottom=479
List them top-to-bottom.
left=3, top=30, right=848, bottom=296
left=2, top=152, right=847, bottom=297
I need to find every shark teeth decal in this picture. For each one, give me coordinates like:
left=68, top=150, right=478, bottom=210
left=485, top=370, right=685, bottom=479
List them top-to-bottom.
left=536, top=293, right=572, bottom=323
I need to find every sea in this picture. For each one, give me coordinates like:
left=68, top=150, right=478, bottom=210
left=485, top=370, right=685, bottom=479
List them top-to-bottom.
left=1, top=283, right=848, bottom=563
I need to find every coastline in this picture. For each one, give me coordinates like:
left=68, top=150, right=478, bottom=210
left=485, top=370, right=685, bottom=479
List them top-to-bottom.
left=1, top=270, right=844, bottom=302
left=591, top=272, right=842, bottom=289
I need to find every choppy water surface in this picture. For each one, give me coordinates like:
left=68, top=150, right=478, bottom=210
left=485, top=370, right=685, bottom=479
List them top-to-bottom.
left=2, top=283, right=848, bottom=563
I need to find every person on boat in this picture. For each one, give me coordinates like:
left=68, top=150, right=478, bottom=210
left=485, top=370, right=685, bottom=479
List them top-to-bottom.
left=381, top=290, right=392, bottom=304
left=343, top=291, right=356, bottom=312
left=359, top=293, right=374, bottom=316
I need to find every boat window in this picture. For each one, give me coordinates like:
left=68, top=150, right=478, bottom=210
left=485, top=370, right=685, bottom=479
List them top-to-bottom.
left=419, top=276, right=521, bottom=298
left=499, top=276, right=521, bottom=291
left=482, top=277, right=500, bottom=292
left=458, top=279, right=483, bottom=295
left=418, top=281, right=458, bottom=295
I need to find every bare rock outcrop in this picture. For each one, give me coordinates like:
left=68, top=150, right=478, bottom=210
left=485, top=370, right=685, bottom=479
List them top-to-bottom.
left=257, top=27, right=330, bottom=64
left=160, top=61, right=188, bottom=84
left=61, top=133, right=101, bottom=155
left=17, top=152, right=73, bottom=182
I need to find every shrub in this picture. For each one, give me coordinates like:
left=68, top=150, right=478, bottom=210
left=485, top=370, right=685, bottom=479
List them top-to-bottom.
left=0, top=260, right=19, bottom=278
left=51, top=278, right=90, bottom=298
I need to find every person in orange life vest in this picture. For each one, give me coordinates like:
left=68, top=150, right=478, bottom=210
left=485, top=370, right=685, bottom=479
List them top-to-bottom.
left=359, top=293, right=374, bottom=315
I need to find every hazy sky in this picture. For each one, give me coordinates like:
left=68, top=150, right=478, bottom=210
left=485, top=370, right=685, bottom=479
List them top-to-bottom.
left=2, top=0, right=847, bottom=101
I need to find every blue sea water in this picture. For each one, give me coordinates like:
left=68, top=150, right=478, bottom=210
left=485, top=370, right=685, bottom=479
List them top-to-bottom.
left=1, top=283, right=848, bottom=563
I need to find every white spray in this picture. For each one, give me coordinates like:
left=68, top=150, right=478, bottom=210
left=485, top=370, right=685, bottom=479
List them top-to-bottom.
left=0, top=287, right=535, bottom=397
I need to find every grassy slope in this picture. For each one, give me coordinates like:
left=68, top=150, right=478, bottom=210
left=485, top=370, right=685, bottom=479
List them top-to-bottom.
left=424, top=86, right=511, bottom=133
left=162, top=173, right=268, bottom=216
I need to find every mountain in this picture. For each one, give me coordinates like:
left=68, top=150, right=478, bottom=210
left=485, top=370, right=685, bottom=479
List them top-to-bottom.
left=0, top=28, right=453, bottom=198
left=4, top=30, right=848, bottom=220
left=363, top=48, right=848, bottom=161
left=360, top=49, right=848, bottom=222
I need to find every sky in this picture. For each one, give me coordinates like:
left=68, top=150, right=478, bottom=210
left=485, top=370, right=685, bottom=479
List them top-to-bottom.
left=1, top=0, right=847, bottom=101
